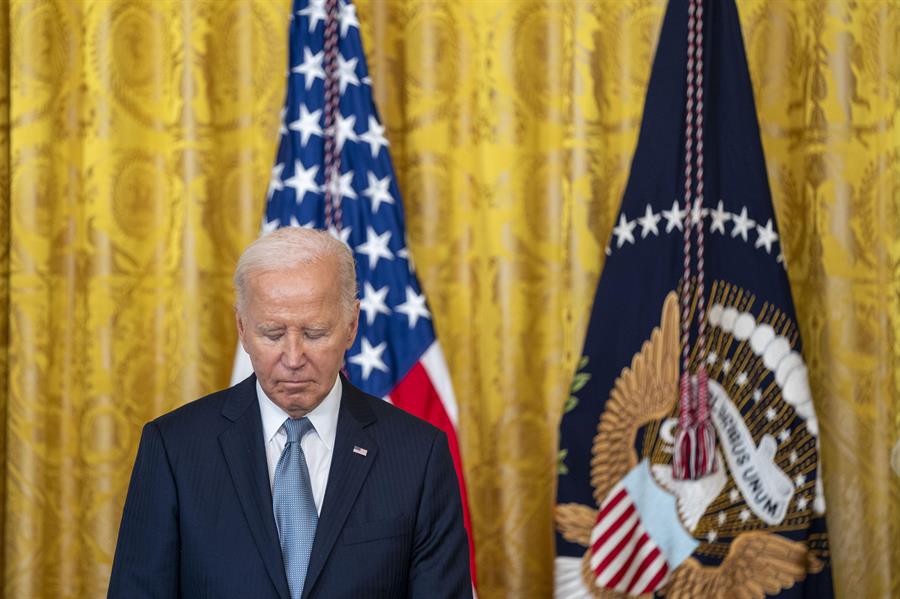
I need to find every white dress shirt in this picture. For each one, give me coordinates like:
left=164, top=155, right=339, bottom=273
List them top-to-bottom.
left=257, top=377, right=341, bottom=515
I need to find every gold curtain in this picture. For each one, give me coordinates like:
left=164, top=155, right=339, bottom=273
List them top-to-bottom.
left=1, top=1, right=897, bottom=597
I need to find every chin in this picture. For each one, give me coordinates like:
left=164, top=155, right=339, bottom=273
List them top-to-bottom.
left=280, top=393, right=323, bottom=414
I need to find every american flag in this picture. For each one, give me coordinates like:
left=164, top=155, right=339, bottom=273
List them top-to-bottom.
left=230, top=0, right=475, bottom=577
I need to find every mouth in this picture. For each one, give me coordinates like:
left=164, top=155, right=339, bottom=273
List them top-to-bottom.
left=280, top=380, right=315, bottom=388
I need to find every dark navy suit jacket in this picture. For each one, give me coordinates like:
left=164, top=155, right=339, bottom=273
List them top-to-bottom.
left=108, top=374, right=471, bottom=598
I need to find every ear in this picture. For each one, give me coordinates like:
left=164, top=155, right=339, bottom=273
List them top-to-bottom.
left=345, top=300, right=360, bottom=350
left=235, top=305, right=248, bottom=351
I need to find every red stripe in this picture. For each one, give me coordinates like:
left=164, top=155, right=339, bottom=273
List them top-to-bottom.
left=390, top=360, right=477, bottom=586
left=596, top=488, right=628, bottom=522
left=591, top=503, right=635, bottom=555
left=593, top=517, right=640, bottom=575
left=607, top=532, right=650, bottom=588
left=630, top=547, right=667, bottom=594
left=639, top=560, right=669, bottom=595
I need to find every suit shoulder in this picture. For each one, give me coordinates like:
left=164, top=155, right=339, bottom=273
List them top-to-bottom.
left=151, top=376, right=254, bottom=435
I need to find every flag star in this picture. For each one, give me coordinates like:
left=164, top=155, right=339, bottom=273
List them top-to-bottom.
left=297, top=0, right=326, bottom=32
left=339, top=0, right=360, bottom=37
left=292, top=48, right=325, bottom=90
left=336, top=54, right=360, bottom=94
left=361, top=75, right=372, bottom=86
left=288, top=104, right=323, bottom=146
left=278, top=107, right=288, bottom=136
left=330, top=113, right=358, bottom=150
left=359, top=115, right=390, bottom=158
left=283, top=161, right=320, bottom=204
left=267, top=163, right=285, bottom=200
left=323, top=169, right=357, bottom=200
left=362, top=172, right=394, bottom=213
left=662, top=200, right=686, bottom=233
left=709, top=200, right=730, bottom=234
left=689, top=201, right=707, bottom=226
left=637, top=204, right=661, bottom=238
left=730, top=206, right=756, bottom=241
left=612, top=214, right=636, bottom=248
left=289, top=215, right=314, bottom=229
left=261, top=217, right=280, bottom=234
left=754, top=218, right=779, bottom=253
left=327, top=224, right=352, bottom=246
left=355, top=226, right=393, bottom=269
left=396, top=246, right=415, bottom=273
left=777, top=252, right=785, bottom=265
left=359, top=282, right=391, bottom=325
left=396, top=286, right=431, bottom=328
left=348, top=337, right=389, bottom=380
left=706, top=351, right=717, bottom=365
left=722, top=359, right=732, bottom=373
left=736, top=371, right=748, bottom=386
left=766, top=407, right=777, bottom=421
left=778, top=428, right=791, bottom=443
left=789, top=450, right=799, bottom=464
left=794, top=473, right=805, bottom=488
left=729, top=488, right=740, bottom=502
left=796, top=495, right=809, bottom=511
left=739, top=509, right=751, bottom=522
left=717, top=512, right=727, bottom=525
left=706, top=530, right=717, bottom=543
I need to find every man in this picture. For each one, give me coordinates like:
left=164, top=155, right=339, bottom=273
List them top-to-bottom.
left=108, top=228, right=472, bottom=598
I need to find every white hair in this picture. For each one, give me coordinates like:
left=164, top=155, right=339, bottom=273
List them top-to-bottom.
left=234, top=227, right=358, bottom=316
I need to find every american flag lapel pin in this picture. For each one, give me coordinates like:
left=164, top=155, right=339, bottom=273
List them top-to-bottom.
left=353, top=446, right=368, bottom=457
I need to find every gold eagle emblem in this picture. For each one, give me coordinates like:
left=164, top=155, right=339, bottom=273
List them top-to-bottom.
left=555, top=292, right=821, bottom=598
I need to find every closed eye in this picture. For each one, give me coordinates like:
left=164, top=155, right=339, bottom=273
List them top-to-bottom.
left=258, top=328, right=285, bottom=341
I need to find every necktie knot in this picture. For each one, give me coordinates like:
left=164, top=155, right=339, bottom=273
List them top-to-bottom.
left=283, top=417, right=313, bottom=444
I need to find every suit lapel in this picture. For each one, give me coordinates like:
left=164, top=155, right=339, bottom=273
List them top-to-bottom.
left=219, top=376, right=290, bottom=599
left=302, top=379, right=378, bottom=598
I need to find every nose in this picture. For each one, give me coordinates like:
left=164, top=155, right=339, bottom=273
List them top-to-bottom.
left=282, top=333, right=306, bottom=369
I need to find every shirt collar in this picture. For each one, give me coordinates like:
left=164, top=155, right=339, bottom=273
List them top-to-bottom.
left=256, top=375, right=342, bottom=451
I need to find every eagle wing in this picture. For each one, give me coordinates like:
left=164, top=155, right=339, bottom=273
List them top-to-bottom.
left=590, top=292, right=681, bottom=504
left=554, top=503, right=598, bottom=547
left=662, top=532, right=822, bottom=599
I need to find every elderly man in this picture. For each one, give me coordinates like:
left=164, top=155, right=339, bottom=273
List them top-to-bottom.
left=108, top=228, right=471, bottom=599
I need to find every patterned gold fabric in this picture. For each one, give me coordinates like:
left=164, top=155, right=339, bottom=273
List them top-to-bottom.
left=1, top=1, right=897, bottom=597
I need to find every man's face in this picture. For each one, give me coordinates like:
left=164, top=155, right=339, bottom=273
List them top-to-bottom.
left=236, top=257, right=359, bottom=418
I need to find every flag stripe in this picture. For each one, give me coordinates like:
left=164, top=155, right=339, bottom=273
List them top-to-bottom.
left=419, top=341, right=459, bottom=426
left=589, top=487, right=628, bottom=545
left=591, top=501, right=635, bottom=553
left=590, top=508, right=637, bottom=570
left=593, top=517, right=641, bottom=582
left=607, top=531, right=650, bottom=588
left=614, top=534, right=657, bottom=593
left=636, top=552, right=669, bottom=595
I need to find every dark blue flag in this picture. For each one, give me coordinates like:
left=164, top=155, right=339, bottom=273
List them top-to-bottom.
left=553, top=0, right=833, bottom=596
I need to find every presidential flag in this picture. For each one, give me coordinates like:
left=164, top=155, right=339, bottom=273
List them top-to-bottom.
left=230, top=0, right=475, bottom=577
left=554, top=0, right=833, bottom=596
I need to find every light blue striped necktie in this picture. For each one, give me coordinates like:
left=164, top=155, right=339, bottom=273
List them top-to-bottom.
left=273, top=417, right=318, bottom=599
